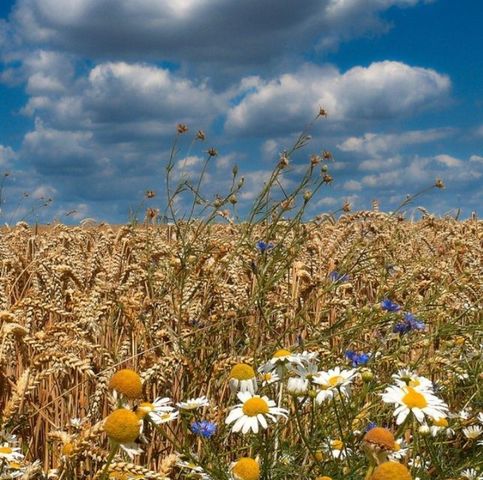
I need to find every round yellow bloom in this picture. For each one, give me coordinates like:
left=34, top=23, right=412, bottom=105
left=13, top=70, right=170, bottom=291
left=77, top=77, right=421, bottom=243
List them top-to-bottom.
left=273, top=349, right=291, bottom=358
left=230, top=364, right=256, bottom=380
left=109, top=369, right=142, bottom=399
left=402, top=387, right=428, bottom=409
left=242, top=397, right=269, bottom=416
left=104, top=409, right=140, bottom=444
left=432, top=417, right=448, bottom=427
left=363, top=427, right=396, bottom=451
left=232, top=457, right=260, bottom=480
left=371, top=462, right=412, bottom=480
left=315, top=477, right=333, bottom=480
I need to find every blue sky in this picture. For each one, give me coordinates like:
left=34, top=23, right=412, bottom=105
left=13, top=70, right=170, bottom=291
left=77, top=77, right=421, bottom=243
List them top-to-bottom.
left=0, top=0, right=481, bottom=223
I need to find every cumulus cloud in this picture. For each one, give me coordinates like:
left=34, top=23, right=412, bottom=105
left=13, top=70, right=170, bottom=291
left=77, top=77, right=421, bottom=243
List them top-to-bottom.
left=6, top=0, right=428, bottom=74
left=225, top=62, right=451, bottom=136
left=338, top=128, right=454, bottom=157
left=0, top=145, right=16, bottom=168
left=434, top=154, right=463, bottom=167
left=470, top=154, right=483, bottom=163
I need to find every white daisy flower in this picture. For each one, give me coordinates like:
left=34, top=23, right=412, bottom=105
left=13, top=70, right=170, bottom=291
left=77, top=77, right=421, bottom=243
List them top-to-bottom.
left=258, top=349, right=303, bottom=374
left=290, top=350, right=319, bottom=366
left=287, top=363, right=319, bottom=396
left=229, top=364, right=257, bottom=394
left=313, top=367, right=356, bottom=404
left=392, top=369, right=434, bottom=391
left=259, top=370, right=280, bottom=386
left=381, top=384, right=448, bottom=425
left=225, top=392, right=288, bottom=434
left=177, top=396, right=210, bottom=410
left=136, top=397, right=178, bottom=424
left=477, top=412, right=483, bottom=424
left=463, top=425, right=483, bottom=440
left=324, top=439, right=351, bottom=459
left=388, top=439, right=409, bottom=461
left=119, top=442, right=143, bottom=460
left=0, top=443, right=24, bottom=462
left=408, top=455, right=430, bottom=469
left=177, top=459, right=212, bottom=479
left=460, top=468, right=482, bottom=480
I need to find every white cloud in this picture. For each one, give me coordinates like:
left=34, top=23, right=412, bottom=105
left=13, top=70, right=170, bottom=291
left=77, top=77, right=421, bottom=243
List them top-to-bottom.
left=8, top=0, right=428, bottom=73
left=225, top=62, right=450, bottom=136
left=338, top=128, right=454, bottom=156
left=0, top=145, right=16, bottom=167
left=434, top=154, right=463, bottom=167
left=469, top=154, right=483, bottom=163
left=359, top=156, right=402, bottom=171
left=343, top=180, right=362, bottom=191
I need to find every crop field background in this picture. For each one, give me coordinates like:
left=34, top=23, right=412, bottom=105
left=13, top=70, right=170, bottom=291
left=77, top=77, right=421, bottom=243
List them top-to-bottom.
left=0, top=214, right=481, bottom=479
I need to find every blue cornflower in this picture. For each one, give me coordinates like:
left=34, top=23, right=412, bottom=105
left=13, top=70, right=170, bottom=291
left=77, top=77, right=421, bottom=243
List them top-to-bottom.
left=256, top=240, right=274, bottom=253
left=329, top=271, right=350, bottom=283
left=381, top=298, right=401, bottom=312
left=393, top=312, right=425, bottom=334
left=404, top=312, right=425, bottom=331
left=345, top=350, right=370, bottom=367
left=190, top=420, right=217, bottom=438
left=365, top=421, right=377, bottom=432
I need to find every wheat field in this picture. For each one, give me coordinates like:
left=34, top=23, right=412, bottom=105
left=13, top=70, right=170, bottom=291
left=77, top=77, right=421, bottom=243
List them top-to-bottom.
left=0, top=214, right=481, bottom=480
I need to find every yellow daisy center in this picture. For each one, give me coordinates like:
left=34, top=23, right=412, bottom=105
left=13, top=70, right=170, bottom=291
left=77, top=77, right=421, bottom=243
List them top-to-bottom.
left=273, top=349, right=290, bottom=358
left=230, top=364, right=256, bottom=380
left=109, top=369, right=143, bottom=399
left=261, top=373, right=272, bottom=381
left=328, top=375, right=343, bottom=387
left=408, top=379, right=420, bottom=387
left=402, top=387, right=428, bottom=409
left=242, top=397, right=269, bottom=416
left=135, top=402, right=154, bottom=419
left=104, top=409, right=140, bottom=444
left=431, top=417, right=448, bottom=427
left=363, top=427, right=396, bottom=450
left=331, top=439, right=344, bottom=450
left=393, top=443, right=401, bottom=452
left=0, top=447, right=13, bottom=454
left=232, top=457, right=260, bottom=480
left=8, top=461, right=22, bottom=469
left=370, top=461, right=412, bottom=480
left=315, top=477, right=333, bottom=480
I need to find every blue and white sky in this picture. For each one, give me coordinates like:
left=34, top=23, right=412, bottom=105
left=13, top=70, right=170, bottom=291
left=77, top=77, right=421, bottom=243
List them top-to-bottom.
left=0, top=0, right=482, bottom=223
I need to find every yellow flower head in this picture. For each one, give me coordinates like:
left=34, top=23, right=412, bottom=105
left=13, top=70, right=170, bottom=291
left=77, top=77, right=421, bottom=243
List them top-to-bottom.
left=273, top=349, right=291, bottom=358
left=230, top=364, right=256, bottom=380
left=109, top=369, right=142, bottom=399
left=104, top=409, right=141, bottom=444
left=363, top=427, right=396, bottom=451
left=232, top=457, right=260, bottom=480
left=371, top=462, right=412, bottom=480
left=315, top=477, right=333, bottom=480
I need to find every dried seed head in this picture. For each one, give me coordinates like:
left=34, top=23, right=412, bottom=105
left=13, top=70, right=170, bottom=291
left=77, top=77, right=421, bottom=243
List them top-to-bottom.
left=318, top=107, right=328, bottom=118
left=177, top=123, right=188, bottom=134
left=196, top=130, right=206, bottom=140
left=208, top=148, right=218, bottom=157
left=322, top=151, right=333, bottom=160
left=279, top=153, right=289, bottom=169
left=310, top=154, right=321, bottom=166
left=322, top=173, right=333, bottom=184
left=435, top=178, right=445, bottom=189
left=145, top=190, right=156, bottom=199
left=229, top=194, right=238, bottom=205
left=343, top=201, right=351, bottom=212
